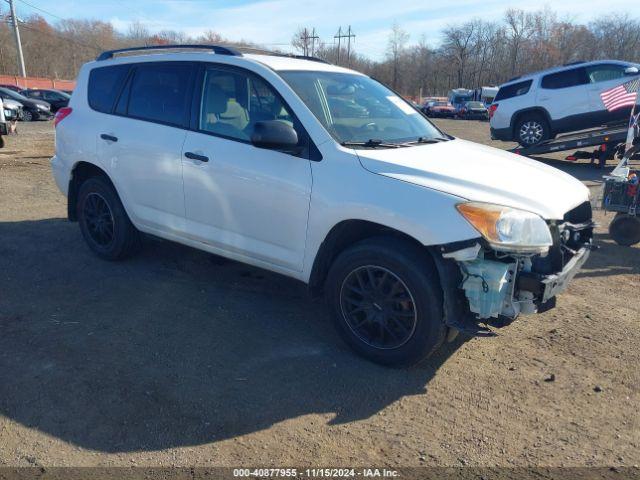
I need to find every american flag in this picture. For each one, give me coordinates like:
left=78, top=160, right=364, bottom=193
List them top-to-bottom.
left=600, top=78, right=639, bottom=112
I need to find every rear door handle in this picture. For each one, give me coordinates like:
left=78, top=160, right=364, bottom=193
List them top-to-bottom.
left=100, top=133, right=118, bottom=142
left=184, top=151, right=209, bottom=162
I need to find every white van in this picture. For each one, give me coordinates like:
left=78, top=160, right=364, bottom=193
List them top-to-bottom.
left=51, top=45, right=594, bottom=366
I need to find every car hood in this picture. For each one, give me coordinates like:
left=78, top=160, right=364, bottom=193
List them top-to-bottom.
left=355, top=138, right=589, bottom=220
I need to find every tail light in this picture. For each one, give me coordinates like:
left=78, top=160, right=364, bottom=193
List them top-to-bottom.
left=488, top=103, right=498, bottom=119
left=54, top=107, right=72, bottom=127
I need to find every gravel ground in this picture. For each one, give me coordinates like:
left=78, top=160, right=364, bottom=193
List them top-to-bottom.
left=0, top=120, right=638, bottom=469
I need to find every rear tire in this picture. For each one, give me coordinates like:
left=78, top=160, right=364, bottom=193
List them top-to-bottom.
left=22, top=110, right=33, bottom=122
left=515, top=113, right=550, bottom=146
left=77, top=176, right=141, bottom=260
left=609, top=213, right=640, bottom=246
left=325, top=237, right=446, bottom=367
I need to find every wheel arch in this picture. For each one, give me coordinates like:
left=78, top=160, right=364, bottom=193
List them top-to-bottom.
left=511, top=107, right=553, bottom=137
left=67, top=161, right=115, bottom=221
left=308, top=219, right=438, bottom=297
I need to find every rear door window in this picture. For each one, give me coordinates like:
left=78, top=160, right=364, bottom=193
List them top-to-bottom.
left=127, top=62, right=195, bottom=127
left=88, top=65, right=130, bottom=113
left=540, top=68, right=588, bottom=89
left=494, top=80, right=533, bottom=101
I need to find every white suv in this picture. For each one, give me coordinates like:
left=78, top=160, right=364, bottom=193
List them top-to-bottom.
left=51, top=45, right=594, bottom=366
left=490, top=60, right=640, bottom=146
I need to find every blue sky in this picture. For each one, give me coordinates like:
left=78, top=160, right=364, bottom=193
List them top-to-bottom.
left=12, top=0, right=640, bottom=59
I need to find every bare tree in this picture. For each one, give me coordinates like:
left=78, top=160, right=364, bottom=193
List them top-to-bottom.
left=386, top=22, right=409, bottom=89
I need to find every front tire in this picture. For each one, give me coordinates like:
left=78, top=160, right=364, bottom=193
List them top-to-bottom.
left=515, top=113, right=550, bottom=146
left=77, top=176, right=141, bottom=260
left=609, top=213, right=640, bottom=246
left=325, top=237, right=446, bottom=367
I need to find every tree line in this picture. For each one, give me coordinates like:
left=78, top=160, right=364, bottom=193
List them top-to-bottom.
left=0, top=6, right=638, bottom=99
left=307, top=8, right=640, bottom=98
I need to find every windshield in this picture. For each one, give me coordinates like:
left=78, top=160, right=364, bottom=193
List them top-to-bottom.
left=279, top=71, right=444, bottom=145
left=434, top=102, right=449, bottom=106
left=467, top=102, right=484, bottom=108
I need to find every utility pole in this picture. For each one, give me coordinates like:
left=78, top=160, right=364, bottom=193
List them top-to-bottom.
left=8, top=0, right=26, bottom=77
left=345, top=25, right=355, bottom=67
left=334, top=26, right=356, bottom=66
left=301, top=27, right=319, bottom=57
left=334, top=27, right=342, bottom=65
left=301, top=28, right=309, bottom=56
left=309, top=28, right=319, bottom=56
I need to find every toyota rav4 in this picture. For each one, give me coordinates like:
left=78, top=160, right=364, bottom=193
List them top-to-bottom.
left=51, top=45, right=595, bottom=366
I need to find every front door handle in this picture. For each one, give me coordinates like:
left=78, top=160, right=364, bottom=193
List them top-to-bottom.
left=100, top=133, right=118, bottom=142
left=184, top=151, right=209, bottom=162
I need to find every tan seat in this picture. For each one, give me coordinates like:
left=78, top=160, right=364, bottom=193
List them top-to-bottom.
left=202, top=85, right=249, bottom=140
left=219, top=98, right=249, bottom=131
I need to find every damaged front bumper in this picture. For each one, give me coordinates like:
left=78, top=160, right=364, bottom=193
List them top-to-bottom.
left=432, top=211, right=594, bottom=337
left=518, top=245, right=590, bottom=305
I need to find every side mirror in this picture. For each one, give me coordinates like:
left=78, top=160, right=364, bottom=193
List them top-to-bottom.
left=625, top=66, right=639, bottom=75
left=251, top=120, right=300, bottom=153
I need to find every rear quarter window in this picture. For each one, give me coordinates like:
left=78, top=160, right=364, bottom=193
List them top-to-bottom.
left=88, top=65, right=130, bottom=113
left=494, top=80, right=532, bottom=101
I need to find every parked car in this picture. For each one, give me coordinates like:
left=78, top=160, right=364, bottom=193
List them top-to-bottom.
left=52, top=45, right=594, bottom=366
left=490, top=60, right=640, bottom=146
left=0, top=84, right=25, bottom=93
left=0, top=87, right=52, bottom=121
left=22, top=88, right=70, bottom=113
left=448, top=88, right=474, bottom=117
left=2, top=98, right=23, bottom=121
left=2, top=98, right=21, bottom=122
left=423, top=100, right=456, bottom=118
left=459, top=101, right=489, bottom=120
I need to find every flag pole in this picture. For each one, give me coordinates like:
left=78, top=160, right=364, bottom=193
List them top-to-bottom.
left=624, top=86, right=640, bottom=156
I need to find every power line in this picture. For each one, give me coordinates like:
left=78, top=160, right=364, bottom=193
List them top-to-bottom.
left=14, top=0, right=65, bottom=21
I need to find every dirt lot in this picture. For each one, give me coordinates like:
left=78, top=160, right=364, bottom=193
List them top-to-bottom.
left=0, top=120, right=638, bottom=469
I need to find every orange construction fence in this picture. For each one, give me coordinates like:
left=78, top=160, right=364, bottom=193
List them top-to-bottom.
left=0, top=75, right=76, bottom=91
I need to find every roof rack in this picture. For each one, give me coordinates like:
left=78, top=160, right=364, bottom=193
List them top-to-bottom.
left=96, top=43, right=332, bottom=65
left=96, top=44, right=242, bottom=61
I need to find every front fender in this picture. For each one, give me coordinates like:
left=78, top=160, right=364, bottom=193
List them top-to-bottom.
left=302, top=147, right=480, bottom=282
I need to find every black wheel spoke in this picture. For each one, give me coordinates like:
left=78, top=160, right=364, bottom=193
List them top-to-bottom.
left=83, top=193, right=115, bottom=248
left=340, top=265, right=417, bottom=350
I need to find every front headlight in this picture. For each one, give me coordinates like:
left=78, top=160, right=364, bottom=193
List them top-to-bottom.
left=456, top=202, right=553, bottom=253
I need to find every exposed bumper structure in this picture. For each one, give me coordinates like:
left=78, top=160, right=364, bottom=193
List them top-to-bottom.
left=438, top=201, right=594, bottom=331
left=519, top=246, right=590, bottom=304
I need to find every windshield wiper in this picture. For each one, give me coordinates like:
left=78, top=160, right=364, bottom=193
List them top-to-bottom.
left=404, top=136, right=450, bottom=144
left=340, top=139, right=405, bottom=149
